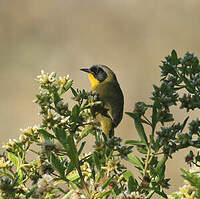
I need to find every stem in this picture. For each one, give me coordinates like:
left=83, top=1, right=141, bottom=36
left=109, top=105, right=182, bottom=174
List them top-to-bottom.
left=143, top=115, right=151, bottom=126
left=143, top=141, right=153, bottom=177
left=143, top=148, right=151, bottom=176
left=29, top=149, right=40, bottom=155
left=153, top=151, right=165, bottom=156
left=192, top=161, right=200, bottom=167
left=77, top=163, right=91, bottom=198
left=119, top=181, right=127, bottom=199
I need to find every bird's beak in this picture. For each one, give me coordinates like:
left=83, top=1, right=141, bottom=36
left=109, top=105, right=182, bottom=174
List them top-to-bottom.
left=80, top=68, right=90, bottom=73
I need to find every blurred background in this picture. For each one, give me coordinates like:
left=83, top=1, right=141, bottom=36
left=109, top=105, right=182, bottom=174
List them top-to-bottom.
left=1, top=0, right=200, bottom=196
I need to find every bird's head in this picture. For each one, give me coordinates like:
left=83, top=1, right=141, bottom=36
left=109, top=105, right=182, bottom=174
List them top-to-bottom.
left=80, top=64, right=117, bottom=88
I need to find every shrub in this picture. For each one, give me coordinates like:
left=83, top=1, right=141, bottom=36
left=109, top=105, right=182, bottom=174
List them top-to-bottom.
left=0, top=50, right=200, bottom=199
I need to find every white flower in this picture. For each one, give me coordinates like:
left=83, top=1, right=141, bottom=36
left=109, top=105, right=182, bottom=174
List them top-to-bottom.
left=37, top=70, right=56, bottom=84
left=37, top=70, right=48, bottom=84
left=58, top=75, right=70, bottom=86
left=60, top=116, right=69, bottom=123
left=32, top=125, right=40, bottom=131
left=20, top=127, right=33, bottom=135
left=19, top=134, right=28, bottom=143
left=2, top=139, right=17, bottom=149
left=0, top=158, right=10, bottom=168
left=37, top=174, right=53, bottom=189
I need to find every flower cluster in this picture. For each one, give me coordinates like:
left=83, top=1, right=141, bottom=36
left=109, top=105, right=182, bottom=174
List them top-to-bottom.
left=0, top=70, right=133, bottom=199
left=168, top=161, right=200, bottom=199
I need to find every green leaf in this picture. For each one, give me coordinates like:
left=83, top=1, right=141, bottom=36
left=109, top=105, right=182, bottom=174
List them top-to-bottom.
left=171, top=49, right=178, bottom=64
left=181, top=76, right=196, bottom=93
left=60, top=79, right=73, bottom=95
left=71, top=87, right=77, bottom=97
left=53, top=91, right=61, bottom=104
left=152, top=102, right=158, bottom=134
left=71, top=104, right=80, bottom=122
left=126, top=112, right=150, bottom=125
left=134, top=116, right=148, bottom=146
left=181, top=116, right=189, bottom=131
left=81, top=127, right=95, bottom=138
left=54, top=128, right=67, bottom=147
left=38, top=129, right=55, bottom=139
left=65, top=135, right=79, bottom=168
left=66, top=135, right=78, bottom=160
left=152, top=139, right=161, bottom=153
left=125, top=140, right=146, bottom=146
left=78, top=141, right=86, bottom=155
left=136, top=145, right=148, bottom=154
left=93, top=151, right=101, bottom=171
left=8, top=153, right=19, bottom=167
left=8, top=153, right=24, bottom=183
left=50, top=153, right=65, bottom=179
left=127, top=153, right=143, bottom=169
left=155, top=155, right=168, bottom=179
left=65, top=161, right=76, bottom=176
left=181, top=168, right=200, bottom=187
left=17, top=169, right=23, bottom=184
left=66, top=170, right=79, bottom=181
left=123, top=170, right=138, bottom=192
left=128, top=175, right=137, bottom=192
left=102, top=176, right=114, bottom=190
left=26, top=186, right=37, bottom=199
left=111, top=189, right=117, bottom=199
left=61, top=190, right=74, bottom=199
left=101, top=190, right=112, bottom=198
left=146, top=190, right=155, bottom=199
left=154, top=190, right=167, bottom=198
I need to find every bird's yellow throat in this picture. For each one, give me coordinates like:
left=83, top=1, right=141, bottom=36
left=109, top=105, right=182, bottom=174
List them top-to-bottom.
left=88, top=73, right=99, bottom=88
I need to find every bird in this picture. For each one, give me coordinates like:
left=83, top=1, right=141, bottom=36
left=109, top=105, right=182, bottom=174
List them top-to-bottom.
left=80, top=64, right=124, bottom=137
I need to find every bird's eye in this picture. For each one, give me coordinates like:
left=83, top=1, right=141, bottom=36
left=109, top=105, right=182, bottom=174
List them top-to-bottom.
left=90, top=65, right=107, bottom=82
left=90, top=66, right=98, bottom=74
left=98, top=67, right=104, bottom=73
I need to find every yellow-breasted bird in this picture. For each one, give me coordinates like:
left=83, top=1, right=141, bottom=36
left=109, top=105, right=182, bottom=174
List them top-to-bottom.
left=81, top=64, right=124, bottom=137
